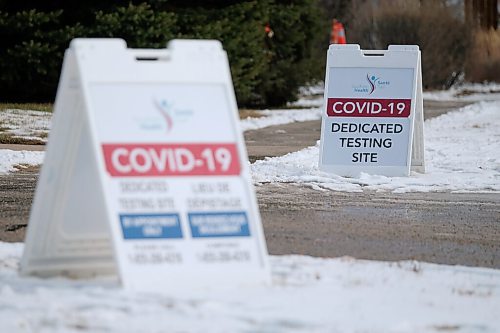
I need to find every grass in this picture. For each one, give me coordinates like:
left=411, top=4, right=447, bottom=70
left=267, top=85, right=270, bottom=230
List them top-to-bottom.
left=456, top=88, right=500, bottom=97
left=0, top=103, right=53, bottom=113
left=0, top=103, right=271, bottom=144
left=0, top=103, right=296, bottom=120
left=1, top=103, right=260, bottom=118
left=280, top=104, right=321, bottom=110
left=0, top=107, right=50, bottom=144
left=239, top=109, right=265, bottom=119
left=0, top=120, right=10, bottom=132
left=36, top=131, right=49, bottom=139
left=0, top=133, right=45, bottom=145
left=12, top=163, right=41, bottom=174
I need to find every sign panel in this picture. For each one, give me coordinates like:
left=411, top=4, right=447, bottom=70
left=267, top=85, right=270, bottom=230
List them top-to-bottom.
left=21, top=39, right=270, bottom=292
left=319, top=45, right=424, bottom=177
left=90, top=83, right=267, bottom=290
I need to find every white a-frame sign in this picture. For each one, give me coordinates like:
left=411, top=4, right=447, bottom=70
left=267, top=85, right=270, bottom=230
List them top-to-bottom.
left=21, top=39, right=270, bottom=292
left=319, top=44, right=425, bottom=177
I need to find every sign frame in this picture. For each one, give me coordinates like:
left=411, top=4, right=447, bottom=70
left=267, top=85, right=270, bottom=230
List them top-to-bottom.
left=20, top=39, right=270, bottom=291
left=319, top=44, right=425, bottom=177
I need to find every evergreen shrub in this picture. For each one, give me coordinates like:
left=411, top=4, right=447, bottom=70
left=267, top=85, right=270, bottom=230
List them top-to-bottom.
left=0, top=1, right=325, bottom=107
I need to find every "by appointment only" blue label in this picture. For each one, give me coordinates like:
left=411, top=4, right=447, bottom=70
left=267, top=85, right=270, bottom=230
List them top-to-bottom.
left=188, top=212, right=250, bottom=238
left=120, top=213, right=183, bottom=240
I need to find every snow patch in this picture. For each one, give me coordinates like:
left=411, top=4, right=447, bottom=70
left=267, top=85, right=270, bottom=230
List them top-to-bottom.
left=423, top=82, right=500, bottom=102
left=251, top=101, right=500, bottom=193
left=241, top=108, right=322, bottom=131
left=0, top=109, right=51, bottom=142
left=0, top=149, right=45, bottom=174
left=0, top=242, right=499, bottom=333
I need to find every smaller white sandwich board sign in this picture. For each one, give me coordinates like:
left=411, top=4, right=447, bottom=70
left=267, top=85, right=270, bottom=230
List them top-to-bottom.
left=21, top=38, right=270, bottom=292
left=319, top=44, right=425, bottom=177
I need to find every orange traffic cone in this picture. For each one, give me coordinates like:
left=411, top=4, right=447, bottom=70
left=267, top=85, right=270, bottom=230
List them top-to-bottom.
left=330, top=19, right=346, bottom=44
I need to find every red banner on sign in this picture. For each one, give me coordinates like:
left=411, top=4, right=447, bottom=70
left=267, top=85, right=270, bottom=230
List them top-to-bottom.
left=326, top=98, right=411, bottom=117
left=102, top=143, right=240, bottom=177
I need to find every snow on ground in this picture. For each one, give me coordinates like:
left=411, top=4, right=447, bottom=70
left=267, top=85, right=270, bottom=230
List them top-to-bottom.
left=289, top=82, right=500, bottom=108
left=290, top=82, right=500, bottom=107
left=298, top=82, right=325, bottom=96
left=423, top=82, right=500, bottom=102
left=288, top=84, right=325, bottom=108
left=1, top=87, right=499, bottom=332
left=0, top=99, right=499, bottom=192
left=251, top=101, right=500, bottom=193
left=240, top=107, right=322, bottom=131
left=0, top=109, right=51, bottom=142
left=0, top=149, right=45, bottom=174
left=1, top=242, right=499, bottom=333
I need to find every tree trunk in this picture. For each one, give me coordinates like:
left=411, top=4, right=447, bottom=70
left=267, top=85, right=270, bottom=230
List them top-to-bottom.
left=465, top=0, right=498, bottom=30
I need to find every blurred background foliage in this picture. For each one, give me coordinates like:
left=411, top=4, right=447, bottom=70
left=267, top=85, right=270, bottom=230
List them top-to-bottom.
left=0, top=0, right=498, bottom=106
left=0, top=0, right=325, bottom=107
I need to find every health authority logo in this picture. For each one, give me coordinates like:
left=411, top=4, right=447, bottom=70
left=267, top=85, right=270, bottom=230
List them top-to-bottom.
left=366, top=74, right=390, bottom=95
left=154, top=98, right=174, bottom=133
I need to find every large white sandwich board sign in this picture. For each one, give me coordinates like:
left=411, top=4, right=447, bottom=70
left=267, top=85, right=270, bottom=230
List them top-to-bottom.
left=21, top=38, right=270, bottom=292
left=319, top=44, right=425, bottom=177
